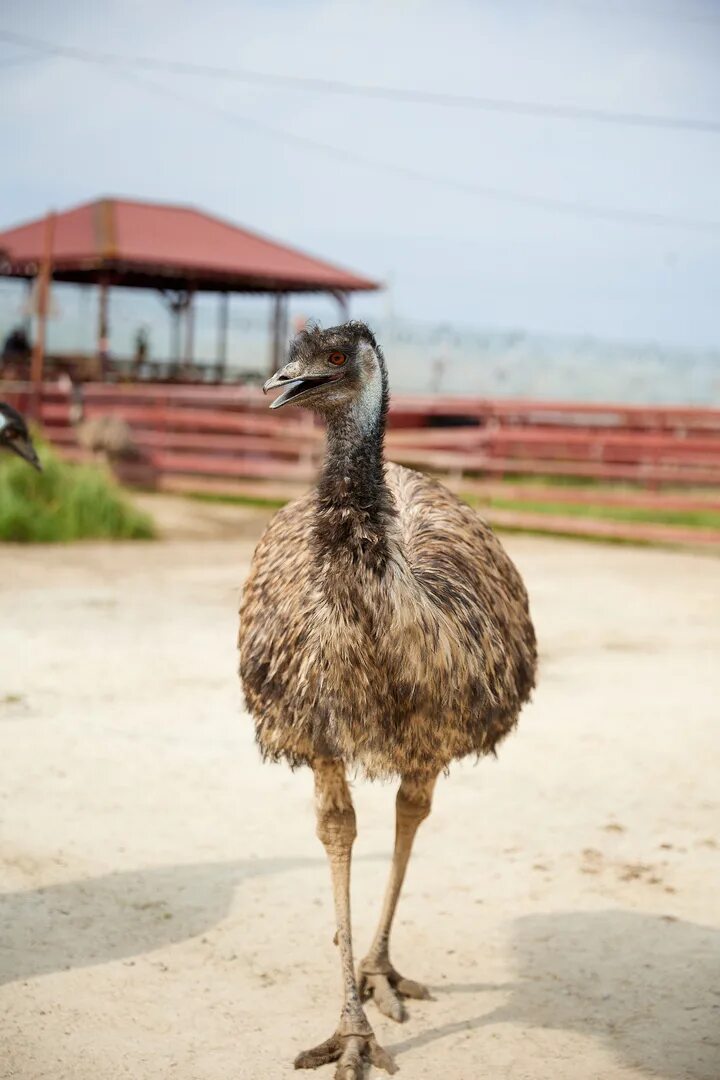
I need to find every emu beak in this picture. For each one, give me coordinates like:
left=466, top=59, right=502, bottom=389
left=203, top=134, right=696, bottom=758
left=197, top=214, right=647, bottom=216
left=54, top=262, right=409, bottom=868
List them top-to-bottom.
left=263, top=366, right=342, bottom=410
left=263, top=367, right=292, bottom=397
left=263, top=367, right=304, bottom=410
left=9, top=434, right=42, bottom=471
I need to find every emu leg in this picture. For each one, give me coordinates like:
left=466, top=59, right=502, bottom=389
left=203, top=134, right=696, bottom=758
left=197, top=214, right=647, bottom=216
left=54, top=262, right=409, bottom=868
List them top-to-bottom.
left=294, top=758, right=396, bottom=1078
left=359, top=773, right=437, bottom=1022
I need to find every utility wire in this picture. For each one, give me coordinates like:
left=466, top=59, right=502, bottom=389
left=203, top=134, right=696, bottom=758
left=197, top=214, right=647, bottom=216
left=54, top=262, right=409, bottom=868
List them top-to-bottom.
left=2, top=27, right=720, bottom=135
left=2, top=28, right=717, bottom=234
left=97, top=64, right=720, bottom=235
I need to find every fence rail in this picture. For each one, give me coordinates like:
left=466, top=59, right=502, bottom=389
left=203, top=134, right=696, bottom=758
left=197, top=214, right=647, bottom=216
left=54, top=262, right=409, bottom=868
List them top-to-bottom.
left=4, top=381, right=720, bottom=545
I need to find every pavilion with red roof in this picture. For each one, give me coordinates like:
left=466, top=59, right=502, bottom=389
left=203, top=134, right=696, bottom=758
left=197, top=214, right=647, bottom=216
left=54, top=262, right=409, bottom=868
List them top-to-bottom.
left=0, top=197, right=380, bottom=379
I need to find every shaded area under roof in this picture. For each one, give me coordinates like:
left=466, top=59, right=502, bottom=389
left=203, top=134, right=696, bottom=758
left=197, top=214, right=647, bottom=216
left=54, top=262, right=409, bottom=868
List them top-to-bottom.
left=0, top=197, right=381, bottom=294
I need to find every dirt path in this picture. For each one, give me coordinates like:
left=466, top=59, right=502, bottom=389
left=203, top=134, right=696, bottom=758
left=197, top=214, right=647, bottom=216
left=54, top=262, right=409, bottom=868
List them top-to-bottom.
left=1, top=519, right=718, bottom=1079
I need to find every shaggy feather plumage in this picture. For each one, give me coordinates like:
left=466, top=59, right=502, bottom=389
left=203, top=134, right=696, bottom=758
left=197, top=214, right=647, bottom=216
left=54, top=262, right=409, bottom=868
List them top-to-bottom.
left=239, top=322, right=536, bottom=780
left=67, top=384, right=138, bottom=461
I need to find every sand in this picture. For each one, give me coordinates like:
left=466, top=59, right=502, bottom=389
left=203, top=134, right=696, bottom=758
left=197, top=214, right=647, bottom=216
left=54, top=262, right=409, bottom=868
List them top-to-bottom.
left=1, top=503, right=718, bottom=1080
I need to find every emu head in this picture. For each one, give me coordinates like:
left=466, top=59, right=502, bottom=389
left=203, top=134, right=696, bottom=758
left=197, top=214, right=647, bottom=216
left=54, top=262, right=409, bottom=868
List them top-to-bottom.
left=263, top=321, right=387, bottom=422
left=0, top=402, right=42, bottom=470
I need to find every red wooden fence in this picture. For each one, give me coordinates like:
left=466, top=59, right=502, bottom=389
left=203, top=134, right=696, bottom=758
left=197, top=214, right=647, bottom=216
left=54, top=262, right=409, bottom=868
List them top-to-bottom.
left=4, top=381, right=720, bottom=546
left=5, top=381, right=720, bottom=489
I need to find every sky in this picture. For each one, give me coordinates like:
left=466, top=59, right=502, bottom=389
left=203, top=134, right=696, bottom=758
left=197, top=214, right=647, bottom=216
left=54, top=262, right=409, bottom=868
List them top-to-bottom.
left=1, top=0, right=719, bottom=349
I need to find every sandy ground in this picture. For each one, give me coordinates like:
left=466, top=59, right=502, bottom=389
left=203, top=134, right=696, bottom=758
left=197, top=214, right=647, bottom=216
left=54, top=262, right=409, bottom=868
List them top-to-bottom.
left=1, top=500, right=719, bottom=1080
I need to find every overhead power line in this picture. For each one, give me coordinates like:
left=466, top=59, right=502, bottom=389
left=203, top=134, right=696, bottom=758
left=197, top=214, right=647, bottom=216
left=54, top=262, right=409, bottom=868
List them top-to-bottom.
left=1, top=28, right=720, bottom=135
left=2, top=29, right=718, bottom=234
left=94, top=65, right=720, bottom=235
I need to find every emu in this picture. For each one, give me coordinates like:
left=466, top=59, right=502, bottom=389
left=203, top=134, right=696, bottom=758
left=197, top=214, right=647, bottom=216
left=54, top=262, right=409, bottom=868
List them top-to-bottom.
left=239, top=322, right=536, bottom=1077
left=67, top=381, right=138, bottom=464
left=0, top=403, right=41, bottom=469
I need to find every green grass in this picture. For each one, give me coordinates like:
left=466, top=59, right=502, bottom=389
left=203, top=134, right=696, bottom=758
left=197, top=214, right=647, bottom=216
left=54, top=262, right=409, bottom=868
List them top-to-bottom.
left=0, top=441, right=156, bottom=543
left=483, top=472, right=605, bottom=489
left=472, top=473, right=720, bottom=500
left=188, top=484, right=720, bottom=533
left=186, top=490, right=288, bottom=510
left=463, top=494, right=720, bottom=530
left=480, top=523, right=646, bottom=547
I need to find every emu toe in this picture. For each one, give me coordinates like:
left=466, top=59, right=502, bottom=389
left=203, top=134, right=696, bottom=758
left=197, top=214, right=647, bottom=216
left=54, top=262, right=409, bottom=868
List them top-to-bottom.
left=359, top=962, right=431, bottom=1023
left=294, top=1030, right=396, bottom=1077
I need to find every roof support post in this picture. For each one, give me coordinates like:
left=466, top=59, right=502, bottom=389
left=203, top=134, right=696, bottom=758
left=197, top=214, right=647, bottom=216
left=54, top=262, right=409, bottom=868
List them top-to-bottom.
left=30, top=210, right=56, bottom=417
left=97, top=275, right=110, bottom=379
left=23, top=278, right=33, bottom=337
left=183, top=288, right=196, bottom=371
left=160, top=289, right=191, bottom=378
left=332, top=289, right=350, bottom=322
left=216, top=291, right=229, bottom=381
left=280, top=292, right=289, bottom=354
left=269, top=293, right=289, bottom=375
left=170, top=306, right=181, bottom=376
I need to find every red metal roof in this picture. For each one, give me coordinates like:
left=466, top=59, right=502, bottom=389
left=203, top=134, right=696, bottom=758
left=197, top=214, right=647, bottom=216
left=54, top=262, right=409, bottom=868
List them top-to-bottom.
left=0, top=197, right=380, bottom=294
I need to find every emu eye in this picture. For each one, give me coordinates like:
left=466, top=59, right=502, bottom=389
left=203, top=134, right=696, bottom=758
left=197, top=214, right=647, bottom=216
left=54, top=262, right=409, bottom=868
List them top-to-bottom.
left=328, top=351, right=346, bottom=366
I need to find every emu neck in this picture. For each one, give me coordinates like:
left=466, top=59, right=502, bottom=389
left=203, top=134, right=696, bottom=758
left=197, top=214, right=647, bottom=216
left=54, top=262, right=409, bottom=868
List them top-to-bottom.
left=314, top=387, right=394, bottom=572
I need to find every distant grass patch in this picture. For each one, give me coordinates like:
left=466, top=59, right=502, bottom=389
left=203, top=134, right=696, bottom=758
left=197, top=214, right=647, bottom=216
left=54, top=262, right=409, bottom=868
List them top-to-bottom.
left=0, top=441, right=155, bottom=543
left=488, top=472, right=603, bottom=489
left=186, top=484, right=720, bottom=533
left=186, top=491, right=288, bottom=510
left=469, top=495, right=720, bottom=530
left=482, top=523, right=645, bottom=547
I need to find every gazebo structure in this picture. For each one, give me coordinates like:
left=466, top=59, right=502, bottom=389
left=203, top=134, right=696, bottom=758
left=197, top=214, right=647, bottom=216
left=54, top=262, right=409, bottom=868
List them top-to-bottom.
left=0, top=197, right=380, bottom=381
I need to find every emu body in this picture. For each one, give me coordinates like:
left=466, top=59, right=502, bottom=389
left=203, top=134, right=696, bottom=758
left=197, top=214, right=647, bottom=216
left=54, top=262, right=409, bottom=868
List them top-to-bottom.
left=238, top=322, right=536, bottom=1076
left=68, top=384, right=138, bottom=462
left=241, top=462, right=535, bottom=778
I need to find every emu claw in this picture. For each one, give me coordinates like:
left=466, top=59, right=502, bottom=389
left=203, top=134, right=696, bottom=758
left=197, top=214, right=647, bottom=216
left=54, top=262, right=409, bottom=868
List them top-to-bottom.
left=359, top=962, right=431, bottom=1023
left=295, top=1029, right=397, bottom=1077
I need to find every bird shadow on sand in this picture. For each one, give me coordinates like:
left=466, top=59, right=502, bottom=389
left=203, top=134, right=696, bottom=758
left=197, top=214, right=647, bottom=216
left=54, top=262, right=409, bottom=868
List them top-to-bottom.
left=0, top=853, right=378, bottom=987
left=390, top=909, right=720, bottom=1080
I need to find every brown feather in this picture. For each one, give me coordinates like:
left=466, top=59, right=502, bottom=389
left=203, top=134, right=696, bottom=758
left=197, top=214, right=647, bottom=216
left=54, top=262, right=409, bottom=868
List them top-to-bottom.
left=238, top=323, right=536, bottom=780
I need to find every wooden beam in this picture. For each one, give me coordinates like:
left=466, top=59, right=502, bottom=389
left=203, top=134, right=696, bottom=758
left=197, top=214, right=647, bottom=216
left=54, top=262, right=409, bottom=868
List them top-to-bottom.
left=30, top=210, right=56, bottom=418
left=97, top=276, right=110, bottom=376
left=183, top=289, right=196, bottom=367
left=332, top=289, right=349, bottom=321
left=216, top=292, right=229, bottom=378
left=269, top=294, right=283, bottom=375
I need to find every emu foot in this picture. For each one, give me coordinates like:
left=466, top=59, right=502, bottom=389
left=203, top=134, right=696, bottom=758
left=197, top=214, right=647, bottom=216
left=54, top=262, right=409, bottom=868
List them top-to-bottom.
left=358, top=960, right=431, bottom=1023
left=294, top=1027, right=397, bottom=1077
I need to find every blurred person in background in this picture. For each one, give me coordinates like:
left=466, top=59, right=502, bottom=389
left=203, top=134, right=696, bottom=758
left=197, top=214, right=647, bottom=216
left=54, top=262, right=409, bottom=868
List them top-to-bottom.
left=1, top=325, right=31, bottom=378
